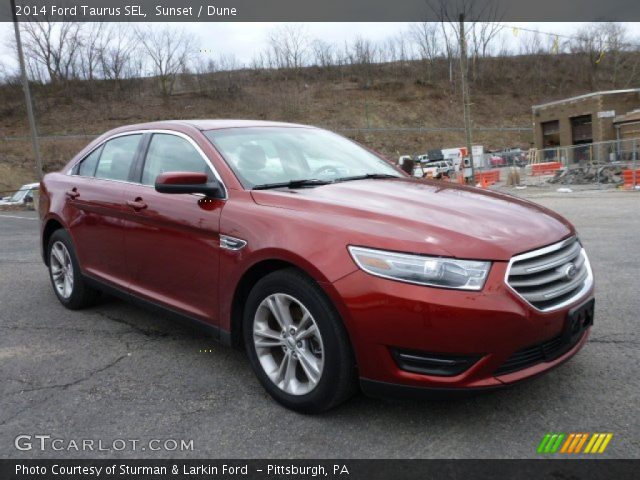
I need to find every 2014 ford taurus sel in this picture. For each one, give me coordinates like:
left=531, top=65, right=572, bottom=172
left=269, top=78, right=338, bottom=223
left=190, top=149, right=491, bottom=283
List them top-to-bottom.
left=39, top=120, right=594, bottom=412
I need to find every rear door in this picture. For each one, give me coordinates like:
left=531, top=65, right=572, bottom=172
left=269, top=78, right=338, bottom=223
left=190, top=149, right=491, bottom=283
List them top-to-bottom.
left=121, top=132, right=225, bottom=325
left=66, top=133, right=143, bottom=286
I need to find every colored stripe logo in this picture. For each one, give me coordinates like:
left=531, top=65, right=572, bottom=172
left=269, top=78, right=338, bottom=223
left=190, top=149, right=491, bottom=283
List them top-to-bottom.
left=537, top=433, right=613, bottom=454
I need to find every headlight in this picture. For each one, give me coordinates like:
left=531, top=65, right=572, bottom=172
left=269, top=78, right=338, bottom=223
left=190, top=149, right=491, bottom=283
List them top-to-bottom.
left=348, top=246, right=491, bottom=290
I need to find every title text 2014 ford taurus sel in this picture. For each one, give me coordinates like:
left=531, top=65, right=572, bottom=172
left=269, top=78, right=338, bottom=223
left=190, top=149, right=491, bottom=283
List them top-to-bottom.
left=39, top=120, right=594, bottom=412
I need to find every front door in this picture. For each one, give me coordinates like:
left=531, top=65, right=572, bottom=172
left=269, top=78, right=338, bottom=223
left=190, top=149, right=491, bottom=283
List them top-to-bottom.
left=122, top=132, right=225, bottom=325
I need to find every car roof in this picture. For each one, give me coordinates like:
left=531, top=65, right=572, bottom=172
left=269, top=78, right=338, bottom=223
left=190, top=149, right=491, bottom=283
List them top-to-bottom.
left=116, top=119, right=313, bottom=132
left=22, top=182, right=39, bottom=189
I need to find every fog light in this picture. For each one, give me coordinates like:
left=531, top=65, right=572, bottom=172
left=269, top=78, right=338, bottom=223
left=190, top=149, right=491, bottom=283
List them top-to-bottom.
left=391, top=348, right=481, bottom=376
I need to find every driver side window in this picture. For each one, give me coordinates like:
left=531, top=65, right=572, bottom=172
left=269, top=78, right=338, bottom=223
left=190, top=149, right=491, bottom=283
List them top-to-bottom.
left=141, top=134, right=212, bottom=186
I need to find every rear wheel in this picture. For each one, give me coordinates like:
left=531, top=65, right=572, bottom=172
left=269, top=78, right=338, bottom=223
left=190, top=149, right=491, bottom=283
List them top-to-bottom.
left=47, top=229, right=99, bottom=309
left=243, top=269, right=357, bottom=413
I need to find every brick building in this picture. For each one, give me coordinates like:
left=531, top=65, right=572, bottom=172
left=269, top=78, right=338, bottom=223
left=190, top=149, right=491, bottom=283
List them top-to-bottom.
left=532, top=89, right=640, bottom=150
left=614, top=109, right=640, bottom=141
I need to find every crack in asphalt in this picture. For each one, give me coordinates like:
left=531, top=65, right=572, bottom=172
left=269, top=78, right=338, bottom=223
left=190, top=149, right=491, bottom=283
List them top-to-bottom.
left=94, top=311, right=171, bottom=338
left=2, top=324, right=133, bottom=336
left=589, top=336, right=639, bottom=346
left=12, top=354, right=128, bottom=395
left=4, top=376, right=33, bottom=386
left=0, top=394, right=53, bottom=427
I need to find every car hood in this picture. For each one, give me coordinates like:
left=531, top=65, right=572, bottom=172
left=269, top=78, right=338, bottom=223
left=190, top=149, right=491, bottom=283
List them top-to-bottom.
left=250, top=178, right=574, bottom=261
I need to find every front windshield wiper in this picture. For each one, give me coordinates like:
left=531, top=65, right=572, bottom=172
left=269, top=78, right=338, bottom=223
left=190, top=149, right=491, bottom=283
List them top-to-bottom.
left=334, top=173, right=400, bottom=182
left=252, top=179, right=333, bottom=190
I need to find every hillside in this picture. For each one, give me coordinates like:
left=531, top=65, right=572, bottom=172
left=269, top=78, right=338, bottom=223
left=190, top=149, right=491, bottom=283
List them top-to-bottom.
left=1, top=53, right=639, bottom=192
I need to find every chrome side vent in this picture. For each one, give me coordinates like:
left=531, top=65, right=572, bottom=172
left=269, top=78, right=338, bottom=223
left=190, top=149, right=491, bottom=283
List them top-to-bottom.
left=220, top=235, right=247, bottom=251
left=506, top=237, right=593, bottom=312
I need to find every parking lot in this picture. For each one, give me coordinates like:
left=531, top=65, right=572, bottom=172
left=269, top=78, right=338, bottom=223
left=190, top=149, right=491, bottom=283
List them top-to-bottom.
left=0, top=189, right=638, bottom=459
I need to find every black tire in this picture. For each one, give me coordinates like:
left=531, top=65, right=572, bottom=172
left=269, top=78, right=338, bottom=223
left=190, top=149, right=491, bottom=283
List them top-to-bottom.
left=47, top=229, right=99, bottom=310
left=243, top=268, right=357, bottom=413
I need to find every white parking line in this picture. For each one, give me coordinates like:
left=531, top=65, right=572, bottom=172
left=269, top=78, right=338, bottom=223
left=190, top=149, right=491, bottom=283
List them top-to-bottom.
left=0, top=214, right=38, bottom=221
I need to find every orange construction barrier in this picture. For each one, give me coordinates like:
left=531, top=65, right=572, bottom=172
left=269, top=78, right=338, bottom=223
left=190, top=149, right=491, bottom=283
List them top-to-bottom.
left=531, top=162, right=563, bottom=176
left=622, top=169, right=640, bottom=190
left=475, top=170, right=501, bottom=187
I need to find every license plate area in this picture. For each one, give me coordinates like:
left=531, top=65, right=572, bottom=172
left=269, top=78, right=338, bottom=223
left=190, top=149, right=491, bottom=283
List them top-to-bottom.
left=564, top=298, right=594, bottom=346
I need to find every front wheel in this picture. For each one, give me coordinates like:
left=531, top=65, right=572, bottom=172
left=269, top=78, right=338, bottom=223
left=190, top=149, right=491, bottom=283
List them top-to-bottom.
left=243, top=269, right=357, bottom=413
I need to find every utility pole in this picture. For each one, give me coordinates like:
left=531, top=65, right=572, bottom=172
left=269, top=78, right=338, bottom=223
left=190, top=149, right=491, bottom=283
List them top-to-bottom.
left=11, top=0, right=43, bottom=180
left=458, top=13, right=474, bottom=183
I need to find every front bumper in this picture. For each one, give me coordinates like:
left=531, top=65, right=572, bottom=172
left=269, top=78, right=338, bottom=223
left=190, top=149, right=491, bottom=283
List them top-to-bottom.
left=329, top=261, right=594, bottom=394
left=360, top=330, right=590, bottom=399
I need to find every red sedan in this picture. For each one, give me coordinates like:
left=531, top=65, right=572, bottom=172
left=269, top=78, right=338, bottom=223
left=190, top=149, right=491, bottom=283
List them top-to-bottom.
left=39, top=120, right=594, bottom=412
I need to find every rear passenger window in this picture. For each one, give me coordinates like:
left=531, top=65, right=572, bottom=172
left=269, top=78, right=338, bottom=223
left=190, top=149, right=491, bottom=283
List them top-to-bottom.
left=141, top=134, right=211, bottom=186
left=95, top=135, right=142, bottom=182
left=77, top=146, right=102, bottom=177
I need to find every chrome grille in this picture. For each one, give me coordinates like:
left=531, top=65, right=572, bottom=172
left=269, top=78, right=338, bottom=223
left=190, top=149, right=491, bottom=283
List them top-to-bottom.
left=506, top=237, right=593, bottom=311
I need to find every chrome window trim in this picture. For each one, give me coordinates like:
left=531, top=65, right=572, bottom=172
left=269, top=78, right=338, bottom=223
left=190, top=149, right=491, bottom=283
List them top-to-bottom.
left=67, top=129, right=228, bottom=200
left=66, top=131, right=142, bottom=176
left=504, top=236, right=594, bottom=313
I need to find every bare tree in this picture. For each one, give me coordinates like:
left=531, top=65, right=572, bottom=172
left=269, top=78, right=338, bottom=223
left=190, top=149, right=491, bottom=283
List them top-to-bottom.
left=429, top=0, right=504, bottom=84
left=18, top=20, right=82, bottom=84
left=437, top=21, right=458, bottom=86
left=468, top=21, right=503, bottom=80
left=409, top=22, right=441, bottom=81
left=76, top=23, right=106, bottom=81
left=573, top=23, right=640, bottom=89
left=599, top=23, right=638, bottom=87
left=99, top=24, right=136, bottom=89
left=267, top=24, right=308, bottom=69
left=570, top=24, right=604, bottom=89
left=135, top=25, right=197, bottom=96
left=514, top=30, right=548, bottom=95
left=518, top=30, right=544, bottom=56
left=394, top=31, right=411, bottom=63
left=379, top=32, right=411, bottom=70
left=345, top=36, right=378, bottom=87
left=347, top=36, right=377, bottom=66
left=311, top=39, right=335, bottom=68
left=249, top=52, right=266, bottom=70
left=217, top=53, right=240, bottom=71
left=215, top=54, right=242, bottom=94
left=0, top=62, right=18, bottom=86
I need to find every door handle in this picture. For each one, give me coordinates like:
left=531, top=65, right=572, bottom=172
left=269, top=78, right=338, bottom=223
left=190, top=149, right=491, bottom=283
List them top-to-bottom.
left=65, top=188, right=79, bottom=199
left=126, top=199, right=147, bottom=211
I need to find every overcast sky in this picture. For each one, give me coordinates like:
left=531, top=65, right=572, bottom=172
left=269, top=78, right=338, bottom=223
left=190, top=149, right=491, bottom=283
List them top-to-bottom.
left=1, top=22, right=639, bottom=72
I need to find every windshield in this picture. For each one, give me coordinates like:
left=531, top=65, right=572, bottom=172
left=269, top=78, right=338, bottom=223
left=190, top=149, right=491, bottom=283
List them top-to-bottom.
left=204, top=127, right=401, bottom=189
left=9, top=188, right=29, bottom=202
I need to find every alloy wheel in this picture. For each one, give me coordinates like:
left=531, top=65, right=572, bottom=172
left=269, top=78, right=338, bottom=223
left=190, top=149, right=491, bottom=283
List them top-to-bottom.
left=50, top=241, right=74, bottom=299
left=253, top=293, right=324, bottom=395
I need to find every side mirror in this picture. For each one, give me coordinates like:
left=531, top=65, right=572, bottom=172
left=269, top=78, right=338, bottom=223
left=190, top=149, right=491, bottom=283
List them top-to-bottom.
left=155, top=172, right=223, bottom=198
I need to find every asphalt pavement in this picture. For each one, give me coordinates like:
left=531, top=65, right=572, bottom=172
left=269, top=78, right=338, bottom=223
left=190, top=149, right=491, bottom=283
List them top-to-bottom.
left=0, top=189, right=638, bottom=459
